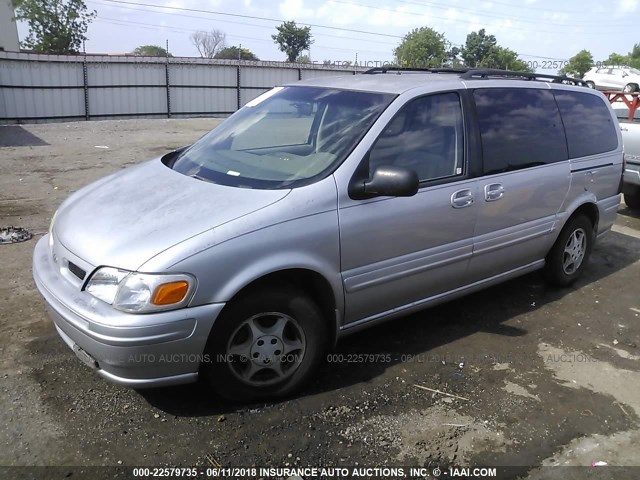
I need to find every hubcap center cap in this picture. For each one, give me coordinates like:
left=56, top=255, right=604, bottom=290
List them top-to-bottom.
left=250, top=335, right=283, bottom=365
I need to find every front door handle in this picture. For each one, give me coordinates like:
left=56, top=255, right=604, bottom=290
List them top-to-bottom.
left=484, top=183, right=504, bottom=201
left=451, top=189, right=474, bottom=208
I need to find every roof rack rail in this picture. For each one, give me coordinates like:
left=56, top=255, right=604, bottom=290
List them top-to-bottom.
left=363, top=67, right=470, bottom=75
left=460, top=68, right=586, bottom=86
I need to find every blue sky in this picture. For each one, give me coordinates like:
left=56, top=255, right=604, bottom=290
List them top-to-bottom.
left=15, top=0, right=639, bottom=71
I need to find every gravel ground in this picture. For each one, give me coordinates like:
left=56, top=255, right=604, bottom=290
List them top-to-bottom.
left=1, top=119, right=640, bottom=479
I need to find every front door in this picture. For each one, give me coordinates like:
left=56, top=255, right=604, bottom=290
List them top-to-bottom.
left=337, top=92, right=480, bottom=326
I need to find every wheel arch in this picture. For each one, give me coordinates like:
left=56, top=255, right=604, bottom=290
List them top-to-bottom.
left=549, top=199, right=599, bottom=257
left=569, top=202, right=599, bottom=233
left=216, top=268, right=342, bottom=348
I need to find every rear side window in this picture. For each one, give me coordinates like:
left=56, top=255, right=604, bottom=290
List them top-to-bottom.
left=474, top=88, right=568, bottom=175
left=553, top=90, right=619, bottom=158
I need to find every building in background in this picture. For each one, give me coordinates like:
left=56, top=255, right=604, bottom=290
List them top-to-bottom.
left=0, top=0, right=19, bottom=52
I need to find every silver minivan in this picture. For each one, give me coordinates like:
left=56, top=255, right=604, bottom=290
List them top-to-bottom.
left=33, top=68, right=624, bottom=401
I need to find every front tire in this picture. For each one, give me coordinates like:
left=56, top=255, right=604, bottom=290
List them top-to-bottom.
left=585, top=81, right=595, bottom=89
left=623, top=83, right=638, bottom=93
left=625, top=191, right=640, bottom=210
left=544, top=215, right=594, bottom=287
left=201, top=286, right=328, bottom=402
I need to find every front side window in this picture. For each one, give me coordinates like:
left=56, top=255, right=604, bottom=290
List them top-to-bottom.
left=171, top=86, right=395, bottom=189
left=474, top=88, right=568, bottom=175
left=554, top=90, right=619, bottom=158
left=368, top=92, right=465, bottom=182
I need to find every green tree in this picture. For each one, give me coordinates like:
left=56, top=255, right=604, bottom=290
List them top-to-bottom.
left=15, top=0, right=96, bottom=54
left=272, top=21, right=313, bottom=63
left=394, top=27, right=448, bottom=67
left=459, top=29, right=531, bottom=72
left=462, top=29, right=497, bottom=68
left=629, top=43, right=640, bottom=69
left=132, top=45, right=171, bottom=57
left=446, top=45, right=463, bottom=67
left=214, top=46, right=259, bottom=60
left=484, top=46, right=532, bottom=72
left=559, top=50, right=593, bottom=77
left=604, top=52, right=630, bottom=66
left=296, top=54, right=311, bottom=63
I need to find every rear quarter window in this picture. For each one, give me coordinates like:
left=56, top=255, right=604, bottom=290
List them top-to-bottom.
left=473, top=88, right=568, bottom=175
left=553, top=90, right=619, bottom=158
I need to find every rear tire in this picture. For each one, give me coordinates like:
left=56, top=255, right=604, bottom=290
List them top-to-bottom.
left=625, top=192, right=640, bottom=210
left=544, top=215, right=594, bottom=287
left=201, top=286, right=328, bottom=402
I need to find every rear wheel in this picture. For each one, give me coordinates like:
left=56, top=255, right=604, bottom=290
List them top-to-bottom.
left=585, top=81, right=596, bottom=89
left=623, top=83, right=639, bottom=93
left=625, top=192, right=640, bottom=210
left=544, top=215, right=594, bottom=287
left=201, top=286, right=328, bottom=402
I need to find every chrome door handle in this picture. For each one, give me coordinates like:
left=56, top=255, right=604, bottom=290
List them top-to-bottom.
left=484, top=183, right=504, bottom=201
left=451, top=189, right=474, bottom=208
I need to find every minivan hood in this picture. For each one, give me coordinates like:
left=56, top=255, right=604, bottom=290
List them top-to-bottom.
left=54, top=158, right=289, bottom=270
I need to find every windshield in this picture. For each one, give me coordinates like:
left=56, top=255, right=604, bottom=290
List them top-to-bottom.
left=628, top=67, right=640, bottom=75
left=171, top=86, right=395, bottom=189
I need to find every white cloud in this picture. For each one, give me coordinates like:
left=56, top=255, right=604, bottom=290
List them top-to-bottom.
left=279, top=0, right=314, bottom=20
left=618, top=0, right=638, bottom=12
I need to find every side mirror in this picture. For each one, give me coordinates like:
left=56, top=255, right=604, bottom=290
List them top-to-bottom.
left=353, top=166, right=419, bottom=198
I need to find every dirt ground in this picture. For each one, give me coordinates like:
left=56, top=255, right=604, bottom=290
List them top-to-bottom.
left=1, top=119, right=640, bottom=479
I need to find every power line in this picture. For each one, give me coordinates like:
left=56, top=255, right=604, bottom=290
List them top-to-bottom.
left=90, top=0, right=401, bottom=47
left=90, top=0, right=627, bottom=63
left=98, top=0, right=406, bottom=39
left=334, top=0, right=637, bottom=29
left=391, top=0, right=626, bottom=24
left=94, top=16, right=390, bottom=55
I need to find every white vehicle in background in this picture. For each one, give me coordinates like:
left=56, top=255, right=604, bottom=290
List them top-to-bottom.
left=583, top=66, right=640, bottom=93
left=612, top=103, right=640, bottom=210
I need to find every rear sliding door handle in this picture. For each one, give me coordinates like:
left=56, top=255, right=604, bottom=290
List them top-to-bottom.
left=484, top=183, right=504, bottom=201
left=451, top=189, right=474, bottom=208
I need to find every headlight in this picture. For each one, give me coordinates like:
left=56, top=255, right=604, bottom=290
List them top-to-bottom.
left=48, top=209, right=58, bottom=250
left=85, top=267, right=195, bottom=313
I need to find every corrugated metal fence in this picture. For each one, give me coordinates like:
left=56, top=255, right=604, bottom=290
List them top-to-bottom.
left=0, top=52, right=362, bottom=123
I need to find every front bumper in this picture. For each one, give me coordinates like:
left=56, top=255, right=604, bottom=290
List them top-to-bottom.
left=32, top=235, right=225, bottom=388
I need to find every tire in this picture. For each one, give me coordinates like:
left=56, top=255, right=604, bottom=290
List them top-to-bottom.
left=585, top=81, right=595, bottom=89
left=623, top=83, right=638, bottom=93
left=625, top=192, right=640, bottom=210
left=544, top=214, right=594, bottom=287
left=201, top=286, right=328, bottom=402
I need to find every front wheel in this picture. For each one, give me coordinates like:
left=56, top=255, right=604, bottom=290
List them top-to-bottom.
left=585, top=81, right=596, bottom=89
left=623, top=83, right=639, bottom=93
left=625, top=192, right=640, bottom=210
left=544, top=215, right=594, bottom=287
left=201, top=286, right=328, bottom=402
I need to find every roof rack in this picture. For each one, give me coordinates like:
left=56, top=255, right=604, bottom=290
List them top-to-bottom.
left=362, top=67, right=587, bottom=87
left=363, top=67, right=470, bottom=75
left=460, top=69, right=586, bottom=86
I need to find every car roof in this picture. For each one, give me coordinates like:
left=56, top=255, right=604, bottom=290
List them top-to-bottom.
left=289, top=69, right=588, bottom=95
left=292, top=72, right=464, bottom=94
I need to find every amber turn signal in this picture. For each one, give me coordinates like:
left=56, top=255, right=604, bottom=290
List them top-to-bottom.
left=151, top=281, right=189, bottom=305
